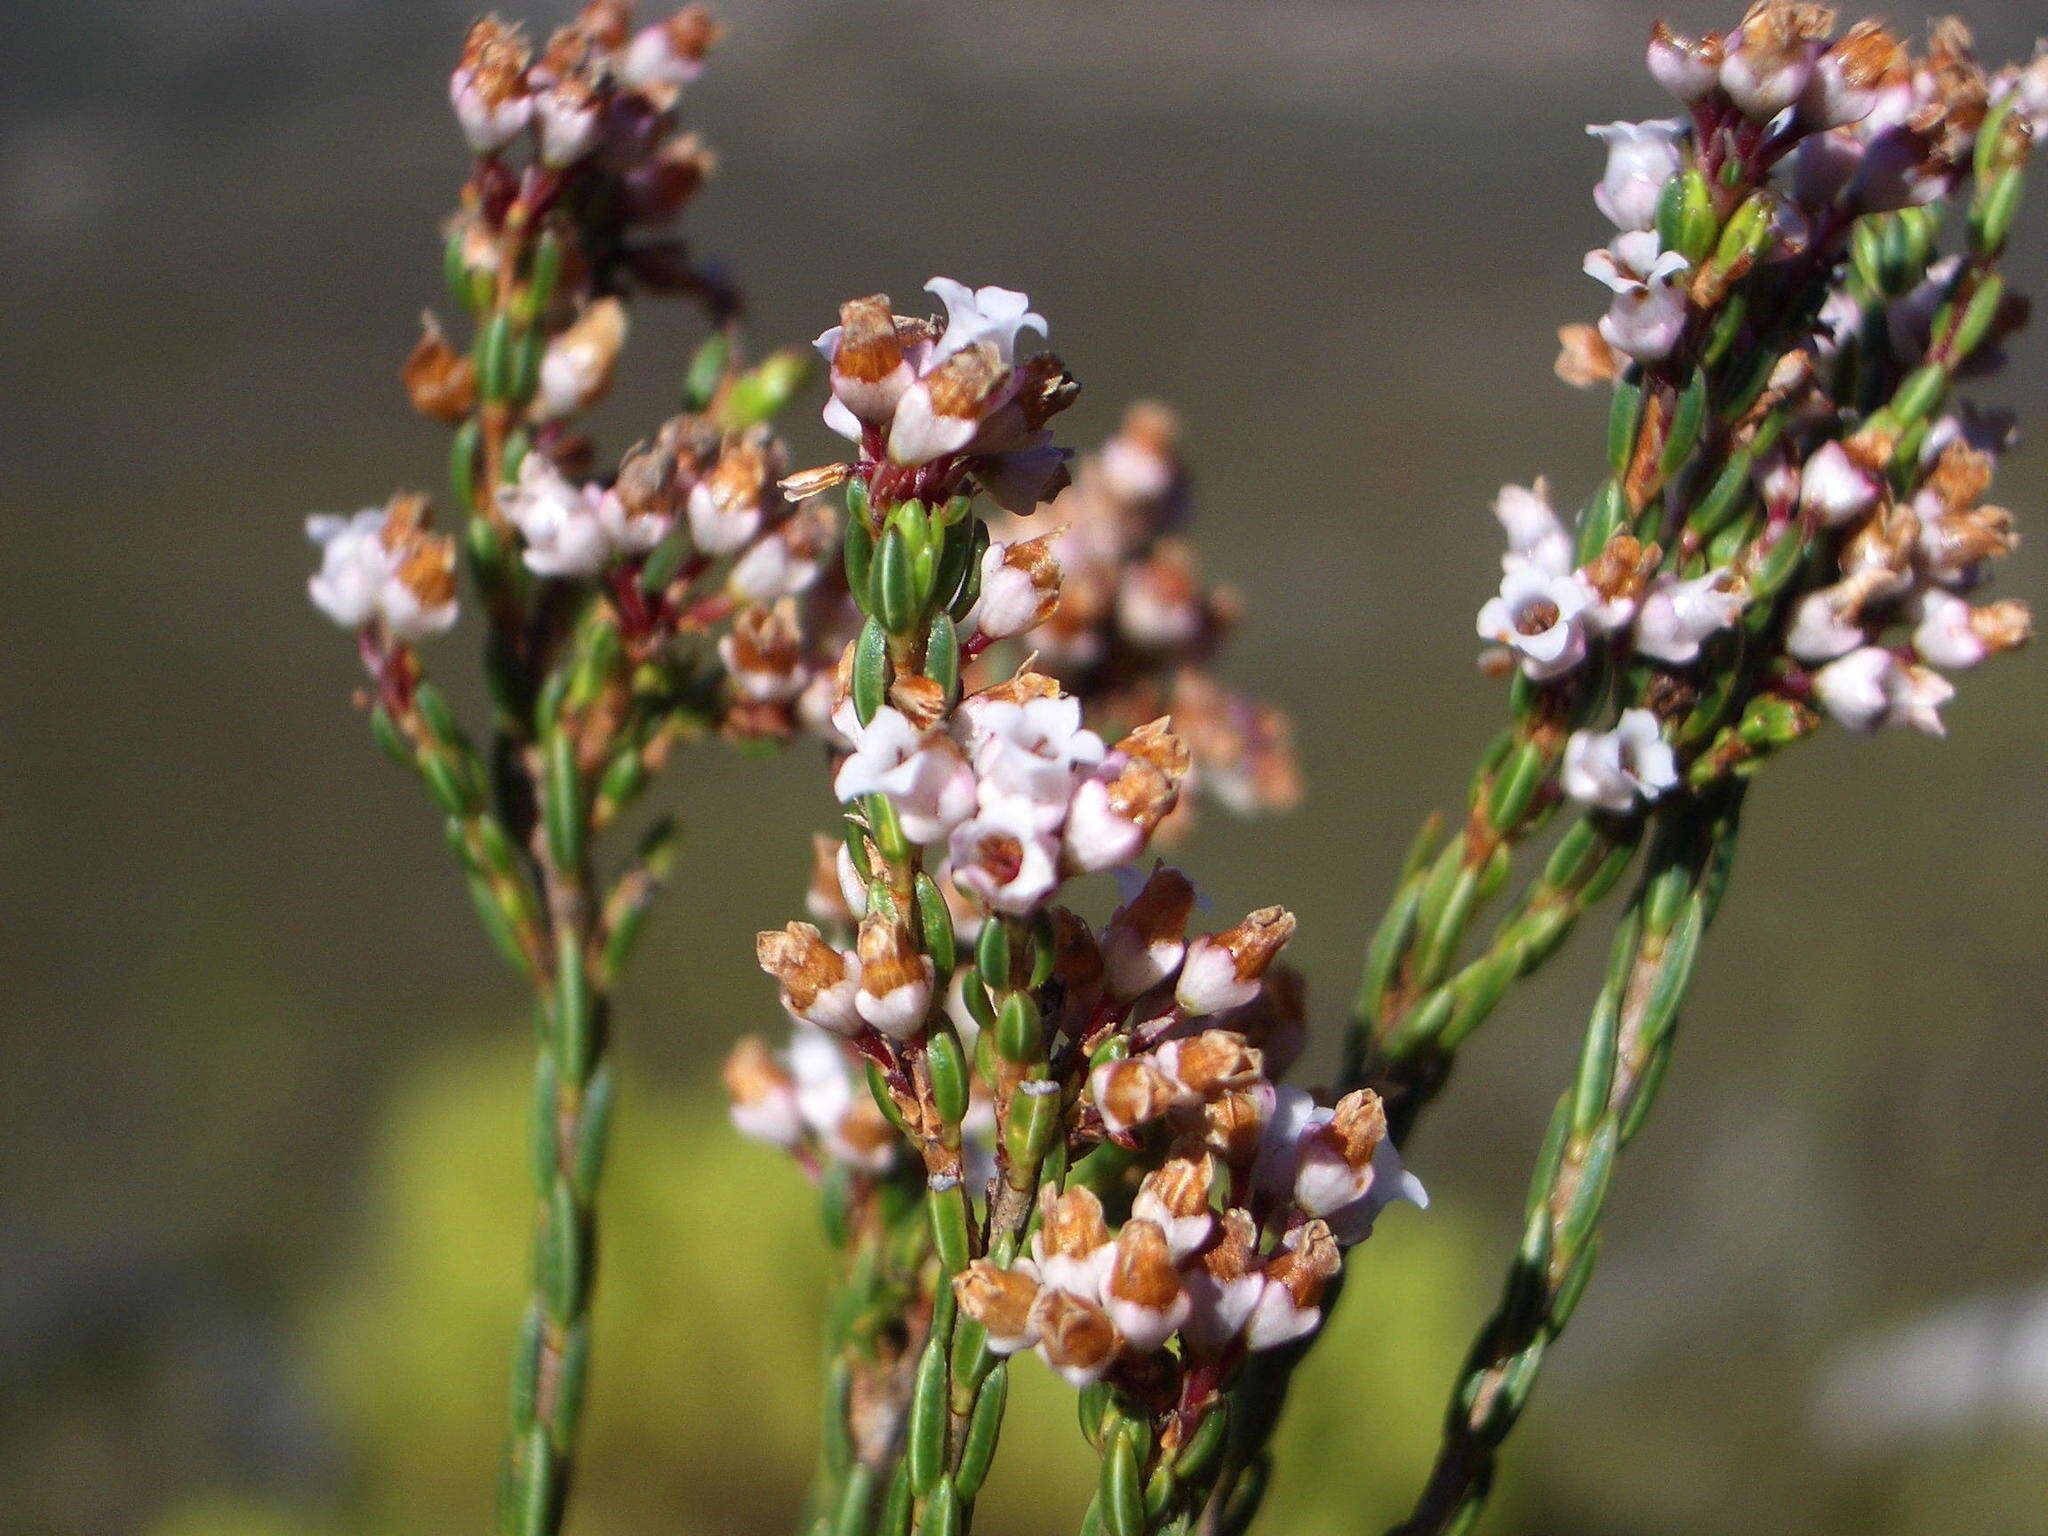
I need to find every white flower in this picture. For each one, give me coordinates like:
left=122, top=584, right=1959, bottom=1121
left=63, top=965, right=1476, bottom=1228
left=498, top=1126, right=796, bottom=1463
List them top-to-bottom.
left=1720, top=12, right=1818, bottom=121
left=620, top=18, right=712, bottom=97
left=1647, top=25, right=1721, bottom=104
left=449, top=28, right=532, bottom=154
left=535, top=81, right=601, bottom=169
left=1587, top=120, right=1688, bottom=232
left=1585, top=232, right=1692, bottom=363
left=925, top=278, right=1046, bottom=366
left=815, top=296, right=927, bottom=432
left=535, top=299, right=626, bottom=420
left=886, top=355, right=997, bottom=467
left=1800, top=441, right=1883, bottom=526
left=499, top=455, right=613, bottom=577
left=686, top=472, right=764, bottom=556
left=1494, top=479, right=1572, bottom=577
left=306, top=508, right=458, bottom=640
left=306, top=511, right=393, bottom=630
left=728, top=525, right=822, bottom=606
left=971, top=537, right=1062, bottom=641
left=1477, top=564, right=1591, bottom=681
left=1634, top=570, right=1743, bottom=665
left=1785, top=582, right=1873, bottom=663
left=1912, top=589, right=1981, bottom=670
left=1813, top=646, right=1954, bottom=735
left=960, top=695, right=1105, bottom=824
left=834, top=706, right=978, bottom=844
left=1561, top=709, right=1679, bottom=812
left=948, top=796, right=1062, bottom=916
left=1175, top=936, right=1260, bottom=1017
left=787, top=1029, right=894, bottom=1173
left=1323, top=1138, right=1430, bottom=1246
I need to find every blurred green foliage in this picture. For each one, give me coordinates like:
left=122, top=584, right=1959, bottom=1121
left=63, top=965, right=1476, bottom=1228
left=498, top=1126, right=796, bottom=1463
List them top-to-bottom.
left=148, top=1042, right=1509, bottom=1536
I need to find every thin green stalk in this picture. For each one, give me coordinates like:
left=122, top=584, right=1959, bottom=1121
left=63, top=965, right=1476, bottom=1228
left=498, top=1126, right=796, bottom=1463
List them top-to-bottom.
left=1387, top=785, right=1743, bottom=1536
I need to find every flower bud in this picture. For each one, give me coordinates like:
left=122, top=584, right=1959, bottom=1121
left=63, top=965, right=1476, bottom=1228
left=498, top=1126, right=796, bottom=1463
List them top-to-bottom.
left=1719, top=1, right=1824, bottom=122
left=620, top=7, right=721, bottom=102
left=450, top=18, right=533, bottom=155
left=1647, top=22, right=1723, bottom=103
left=536, top=298, right=627, bottom=420
left=403, top=314, right=476, bottom=425
left=889, top=342, right=1005, bottom=466
left=687, top=436, right=773, bottom=555
left=1799, top=439, right=1884, bottom=525
left=973, top=534, right=1063, bottom=641
left=719, top=598, right=807, bottom=704
left=1063, top=720, right=1190, bottom=874
left=1101, top=866, right=1196, bottom=1001
left=1176, top=907, right=1296, bottom=1016
left=853, top=913, right=934, bottom=1039
left=757, top=921, right=862, bottom=1035
left=1155, top=1030, right=1265, bottom=1102
left=724, top=1037, right=803, bottom=1146
left=1091, top=1057, right=1178, bottom=1139
left=1292, top=1090, right=1386, bottom=1217
left=1133, top=1155, right=1215, bottom=1263
left=1031, top=1185, right=1114, bottom=1300
left=1182, top=1209, right=1265, bottom=1353
left=1104, top=1220, right=1191, bottom=1353
left=1245, top=1220, right=1339, bottom=1351
left=954, top=1260, right=1042, bottom=1356
left=1030, top=1289, right=1121, bottom=1388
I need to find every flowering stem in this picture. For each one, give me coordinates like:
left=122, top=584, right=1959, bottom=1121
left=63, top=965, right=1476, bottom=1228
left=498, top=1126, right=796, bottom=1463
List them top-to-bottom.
left=1388, top=782, right=1743, bottom=1536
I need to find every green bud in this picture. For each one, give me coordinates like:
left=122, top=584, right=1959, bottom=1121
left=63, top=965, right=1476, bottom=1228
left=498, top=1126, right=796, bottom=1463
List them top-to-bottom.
left=1665, top=165, right=1718, bottom=267
left=1972, top=166, right=2026, bottom=256
left=1951, top=273, right=2007, bottom=362
left=478, top=311, right=514, bottom=402
left=681, top=329, right=730, bottom=412
left=718, top=348, right=814, bottom=432
left=1889, top=362, right=1948, bottom=431
left=1660, top=367, right=1709, bottom=476
left=1606, top=371, right=1645, bottom=477
left=450, top=418, right=481, bottom=510
left=1689, top=443, right=1756, bottom=539
left=1573, top=478, right=1629, bottom=566
left=844, top=512, right=876, bottom=614
left=949, top=520, right=990, bottom=624
left=875, top=526, right=918, bottom=634
left=926, top=613, right=961, bottom=704
left=852, top=618, right=890, bottom=726
left=543, top=730, right=584, bottom=871
left=1483, top=739, right=1549, bottom=834
left=864, top=791, right=910, bottom=866
left=914, top=872, right=958, bottom=975
left=974, top=919, right=1012, bottom=991
left=554, top=930, right=596, bottom=1081
left=994, top=992, right=1042, bottom=1065
left=1569, top=993, right=1619, bottom=1136
left=925, top=1028, right=970, bottom=1127
left=865, top=1062, right=910, bottom=1138
left=1001, top=1079, right=1063, bottom=1171
left=1557, top=1123, right=1618, bottom=1256
left=928, top=1175, right=973, bottom=1273
left=907, top=1337, right=950, bottom=1495
left=953, top=1365, right=1007, bottom=1502
left=1101, top=1426, right=1144, bottom=1536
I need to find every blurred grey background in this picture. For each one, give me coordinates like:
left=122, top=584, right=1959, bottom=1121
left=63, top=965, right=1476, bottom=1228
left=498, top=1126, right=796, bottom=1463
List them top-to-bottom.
left=2, top=3, right=2044, bottom=1534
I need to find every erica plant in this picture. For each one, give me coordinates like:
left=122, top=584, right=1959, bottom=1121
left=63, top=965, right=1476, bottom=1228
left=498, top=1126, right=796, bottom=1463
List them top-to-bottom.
left=302, top=5, right=2039, bottom=1534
